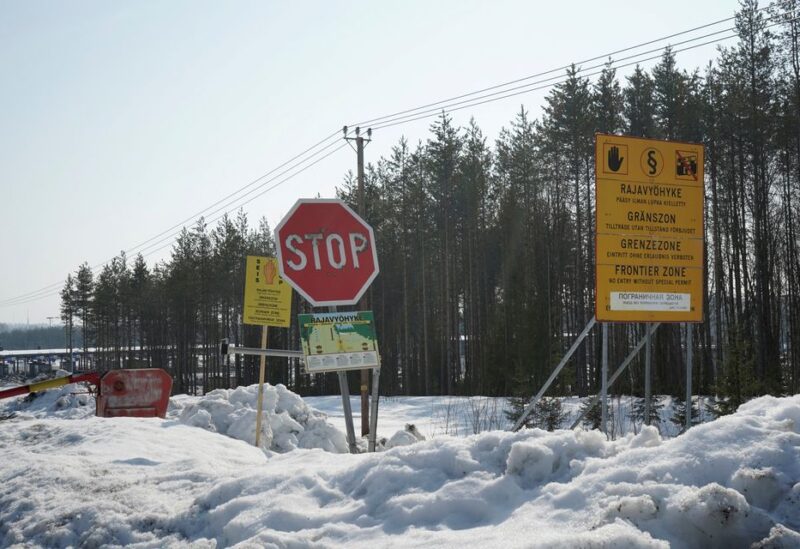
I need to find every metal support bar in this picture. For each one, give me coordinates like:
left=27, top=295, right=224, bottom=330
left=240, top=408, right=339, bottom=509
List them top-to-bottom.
left=512, top=316, right=597, bottom=431
left=570, top=323, right=661, bottom=430
left=601, top=323, right=608, bottom=438
left=645, top=323, right=652, bottom=426
left=685, top=324, right=693, bottom=433
left=220, top=340, right=304, bottom=359
left=368, top=367, right=380, bottom=452
left=339, top=371, right=358, bottom=453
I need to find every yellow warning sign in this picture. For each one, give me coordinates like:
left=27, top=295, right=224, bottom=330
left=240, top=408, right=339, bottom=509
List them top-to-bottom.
left=595, top=134, right=705, bottom=323
left=243, top=256, right=292, bottom=327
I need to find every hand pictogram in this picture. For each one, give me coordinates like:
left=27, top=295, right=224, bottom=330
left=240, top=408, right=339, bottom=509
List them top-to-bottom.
left=608, top=146, right=624, bottom=172
left=263, top=260, right=277, bottom=285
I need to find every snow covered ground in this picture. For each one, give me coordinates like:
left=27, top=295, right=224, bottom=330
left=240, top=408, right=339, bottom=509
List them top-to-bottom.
left=1, top=380, right=799, bottom=547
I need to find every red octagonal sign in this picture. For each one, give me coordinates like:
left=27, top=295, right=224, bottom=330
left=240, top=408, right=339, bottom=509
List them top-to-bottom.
left=275, top=198, right=379, bottom=307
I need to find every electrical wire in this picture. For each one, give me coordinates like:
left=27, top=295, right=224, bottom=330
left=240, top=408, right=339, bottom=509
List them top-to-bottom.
left=349, top=1, right=776, bottom=128
left=0, top=3, right=789, bottom=308
left=369, top=11, right=791, bottom=131
left=370, top=14, right=797, bottom=132
left=0, top=129, right=345, bottom=306
left=0, top=142, right=352, bottom=307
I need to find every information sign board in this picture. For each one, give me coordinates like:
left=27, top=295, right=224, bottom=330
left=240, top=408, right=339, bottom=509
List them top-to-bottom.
left=595, top=134, right=705, bottom=322
left=298, top=311, right=380, bottom=373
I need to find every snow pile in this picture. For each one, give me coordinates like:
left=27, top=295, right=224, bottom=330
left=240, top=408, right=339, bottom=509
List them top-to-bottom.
left=0, top=379, right=349, bottom=454
left=0, top=382, right=95, bottom=420
left=169, top=384, right=349, bottom=454
left=1, top=394, right=798, bottom=547
left=385, top=423, right=426, bottom=449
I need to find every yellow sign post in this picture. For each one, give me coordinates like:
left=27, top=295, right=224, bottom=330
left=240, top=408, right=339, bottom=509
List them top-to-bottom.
left=595, top=134, right=705, bottom=323
left=243, top=256, right=293, bottom=448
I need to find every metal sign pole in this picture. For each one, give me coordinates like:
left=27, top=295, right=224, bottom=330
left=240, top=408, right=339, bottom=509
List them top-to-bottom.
left=330, top=306, right=358, bottom=454
left=645, top=322, right=652, bottom=426
left=601, top=323, right=609, bottom=438
left=686, top=323, right=693, bottom=433
left=254, top=326, right=268, bottom=448
left=368, top=367, right=380, bottom=452
left=339, top=371, right=358, bottom=453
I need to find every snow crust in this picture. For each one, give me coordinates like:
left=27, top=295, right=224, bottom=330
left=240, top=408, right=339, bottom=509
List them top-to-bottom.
left=1, top=387, right=798, bottom=547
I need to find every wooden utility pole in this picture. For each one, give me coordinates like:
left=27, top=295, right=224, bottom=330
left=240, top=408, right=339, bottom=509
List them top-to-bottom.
left=344, top=126, right=372, bottom=437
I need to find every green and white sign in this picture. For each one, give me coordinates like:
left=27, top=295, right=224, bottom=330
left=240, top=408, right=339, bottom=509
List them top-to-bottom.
left=298, top=311, right=380, bottom=373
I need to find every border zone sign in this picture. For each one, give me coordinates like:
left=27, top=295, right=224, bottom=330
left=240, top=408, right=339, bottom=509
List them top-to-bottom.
left=595, top=134, right=705, bottom=323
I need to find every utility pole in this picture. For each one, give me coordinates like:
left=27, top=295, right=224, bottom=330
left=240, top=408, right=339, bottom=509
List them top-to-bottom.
left=344, top=125, right=372, bottom=437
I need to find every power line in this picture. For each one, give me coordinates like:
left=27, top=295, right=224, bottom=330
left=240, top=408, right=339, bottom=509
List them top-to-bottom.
left=349, top=1, right=776, bottom=128
left=1, top=3, right=787, bottom=308
left=369, top=10, right=791, bottom=132
left=369, top=13, right=796, bottom=132
left=369, top=34, right=732, bottom=131
left=0, top=129, right=346, bottom=307
left=0, top=130, right=352, bottom=307
left=121, top=138, right=348, bottom=260
left=0, top=142, right=352, bottom=307
left=136, top=143, right=351, bottom=261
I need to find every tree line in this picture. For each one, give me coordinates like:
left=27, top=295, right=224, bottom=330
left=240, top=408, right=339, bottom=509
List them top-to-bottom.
left=60, top=1, right=800, bottom=406
left=0, top=324, right=82, bottom=352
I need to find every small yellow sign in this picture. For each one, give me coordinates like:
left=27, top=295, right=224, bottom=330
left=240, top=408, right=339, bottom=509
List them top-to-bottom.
left=595, top=134, right=705, bottom=323
left=243, top=256, right=292, bottom=327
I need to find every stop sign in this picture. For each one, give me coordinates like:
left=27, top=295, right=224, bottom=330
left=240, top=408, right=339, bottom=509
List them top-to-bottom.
left=275, top=198, right=379, bottom=307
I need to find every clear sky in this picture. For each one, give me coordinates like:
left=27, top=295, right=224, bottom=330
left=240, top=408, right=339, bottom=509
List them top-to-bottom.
left=1, top=0, right=739, bottom=325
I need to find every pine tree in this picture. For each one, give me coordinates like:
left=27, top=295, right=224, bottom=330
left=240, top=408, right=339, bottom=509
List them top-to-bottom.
left=623, top=65, right=656, bottom=137
left=74, top=263, right=94, bottom=371
left=59, top=275, right=76, bottom=370
left=712, top=323, right=759, bottom=415
left=505, top=394, right=532, bottom=429
left=629, top=395, right=664, bottom=432
left=505, top=396, right=567, bottom=431
left=536, top=397, right=568, bottom=431
left=579, top=397, right=614, bottom=431
left=670, top=397, right=701, bottom=431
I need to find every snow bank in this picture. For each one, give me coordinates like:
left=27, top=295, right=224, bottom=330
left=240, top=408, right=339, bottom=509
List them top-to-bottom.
left=0, top=379, right=349, bottom=454
left=0, top=382, right=95, bottom=420
left=170, top=384, right=349, bottom=454
left=1, top=394, right=797, bottom=547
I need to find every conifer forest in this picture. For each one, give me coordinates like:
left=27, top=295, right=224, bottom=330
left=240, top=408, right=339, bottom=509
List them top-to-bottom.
left=59, top=2, right=800, bottom=408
